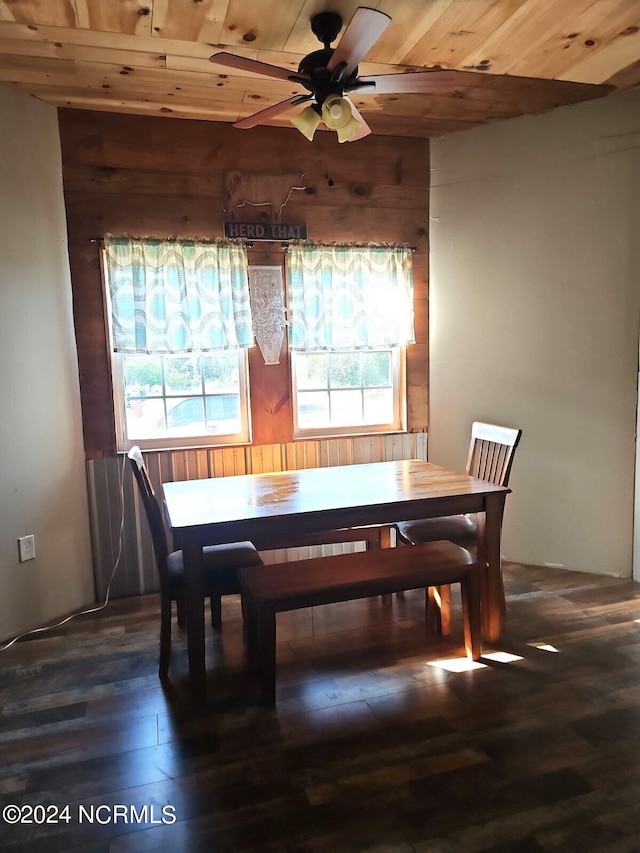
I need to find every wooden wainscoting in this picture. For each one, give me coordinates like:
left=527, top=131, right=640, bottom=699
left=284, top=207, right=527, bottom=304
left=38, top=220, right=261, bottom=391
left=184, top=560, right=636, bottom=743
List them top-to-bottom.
left=87, top=433, right=427, bottom=599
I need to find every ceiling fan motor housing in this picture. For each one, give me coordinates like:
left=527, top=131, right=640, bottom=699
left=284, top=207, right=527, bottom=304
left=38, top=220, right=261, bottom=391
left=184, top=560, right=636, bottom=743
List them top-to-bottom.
left=310, top=11, right=343, bottom=47
left=297, top=48, right=359, bottom=106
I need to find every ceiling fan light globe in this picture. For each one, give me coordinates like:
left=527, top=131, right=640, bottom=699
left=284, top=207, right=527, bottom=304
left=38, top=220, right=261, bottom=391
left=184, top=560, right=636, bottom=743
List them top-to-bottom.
left=321, top=95, right=363, bottom=142
left=322, top=95, right=353, bottom=130
left=290, top=105, right=321, bottom=141
left=336, top=114, right=363, bottom=143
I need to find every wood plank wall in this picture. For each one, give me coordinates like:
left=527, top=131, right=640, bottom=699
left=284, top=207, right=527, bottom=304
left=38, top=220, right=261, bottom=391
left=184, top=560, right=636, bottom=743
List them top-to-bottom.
left=58, top=109, right=430, bottom=458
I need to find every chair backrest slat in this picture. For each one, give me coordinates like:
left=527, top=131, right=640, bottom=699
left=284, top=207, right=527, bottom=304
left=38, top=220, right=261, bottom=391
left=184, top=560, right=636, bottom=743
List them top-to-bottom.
left=466, top=422, right=522, bottom=487
left=128, top=446, right=170, bottom=567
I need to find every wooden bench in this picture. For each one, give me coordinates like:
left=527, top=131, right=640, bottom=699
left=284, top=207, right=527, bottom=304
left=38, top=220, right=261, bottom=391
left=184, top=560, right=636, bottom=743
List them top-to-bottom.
left=239, top=540, right=482, bottom=705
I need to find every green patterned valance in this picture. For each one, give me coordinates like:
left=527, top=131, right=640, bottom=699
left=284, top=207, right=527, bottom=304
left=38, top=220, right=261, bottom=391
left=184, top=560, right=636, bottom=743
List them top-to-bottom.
left=104, top=236, right=253, bottom=354
left=286, top=243, right=415, bottom=351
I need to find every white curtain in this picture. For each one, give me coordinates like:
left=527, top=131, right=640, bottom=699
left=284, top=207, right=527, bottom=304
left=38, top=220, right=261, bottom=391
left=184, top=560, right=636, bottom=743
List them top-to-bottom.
left=104, top=236, right=253, bottom=353
left=286, top=243, right=415, bottom=351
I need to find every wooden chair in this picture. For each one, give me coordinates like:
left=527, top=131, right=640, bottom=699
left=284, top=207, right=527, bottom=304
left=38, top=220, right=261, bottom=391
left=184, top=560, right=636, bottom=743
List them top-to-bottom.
left=395, top=422, right=522, bottom=634
left=127, top=446, right=263, bottom=679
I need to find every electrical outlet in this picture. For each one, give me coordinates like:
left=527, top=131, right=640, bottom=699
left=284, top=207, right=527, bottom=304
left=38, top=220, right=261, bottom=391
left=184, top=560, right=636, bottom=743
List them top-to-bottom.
left=18, top=535, right=36, bottom=562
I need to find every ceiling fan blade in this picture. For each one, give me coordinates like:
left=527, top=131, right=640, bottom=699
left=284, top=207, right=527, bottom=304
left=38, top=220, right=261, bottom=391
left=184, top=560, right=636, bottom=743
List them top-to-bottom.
left=327, top=7, right=391, bottom=79
left=210, top=52, right=308, bottom=83
left=356, top=69, right=614, bottom=100
left=355, top=70, right=461, bottom=94
left=233, top=96, right=305, bottom=129
left=344, top=96, right=372, bottom=142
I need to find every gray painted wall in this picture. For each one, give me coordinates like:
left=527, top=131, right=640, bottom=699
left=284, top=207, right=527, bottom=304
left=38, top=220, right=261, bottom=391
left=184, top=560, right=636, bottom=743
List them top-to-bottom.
left=0, top=86, right=95, bottom=642
left=429, top=91, right=640, bottom=577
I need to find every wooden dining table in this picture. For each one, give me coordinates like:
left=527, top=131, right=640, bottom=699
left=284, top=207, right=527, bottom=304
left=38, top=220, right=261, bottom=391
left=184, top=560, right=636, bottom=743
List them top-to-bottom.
left=162, top=459, right=509, bottom=704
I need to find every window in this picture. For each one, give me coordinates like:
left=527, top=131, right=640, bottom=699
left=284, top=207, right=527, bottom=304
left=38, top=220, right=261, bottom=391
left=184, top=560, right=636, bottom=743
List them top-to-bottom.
left=103, top=236, right=253, bottom=451
left=103, top=238, right=415, bottom=448
left=286, top=243, right=414, bottom=438
left=292, top=347, right=405, bottom=437
left=113, top=351, right=250, bottom=450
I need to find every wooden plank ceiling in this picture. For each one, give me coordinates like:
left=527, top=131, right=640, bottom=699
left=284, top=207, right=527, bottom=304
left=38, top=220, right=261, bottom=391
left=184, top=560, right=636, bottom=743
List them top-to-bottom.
left=0, top=0, right=638, bottom=138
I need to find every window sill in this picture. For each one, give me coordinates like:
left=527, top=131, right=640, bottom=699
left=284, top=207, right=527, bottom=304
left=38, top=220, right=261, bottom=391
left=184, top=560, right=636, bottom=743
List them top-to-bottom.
left=293, top=427, right=408, bottom=442
left=118, top=436, right=252, bottom=454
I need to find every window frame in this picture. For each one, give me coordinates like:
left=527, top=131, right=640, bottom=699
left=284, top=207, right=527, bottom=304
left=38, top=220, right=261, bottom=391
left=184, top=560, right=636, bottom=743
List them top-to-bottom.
left=102, top=245, right=253, bottom=453
left=290, top=345, right=407, bottom=440
left=111, top=350, right=252, bottom=453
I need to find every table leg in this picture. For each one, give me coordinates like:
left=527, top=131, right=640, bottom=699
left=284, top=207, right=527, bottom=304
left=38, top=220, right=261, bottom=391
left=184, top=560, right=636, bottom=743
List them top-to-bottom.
left=482, top=492, right=507, bottom=643
left=379, top=525, right=392, bottom=549
left=378, top=526, right=394, bottom=603
left=183, top=538, right=206, bottom=706
left=460, top=569, right=482, bottom=661
left=258, top=609, right=277, bottom=706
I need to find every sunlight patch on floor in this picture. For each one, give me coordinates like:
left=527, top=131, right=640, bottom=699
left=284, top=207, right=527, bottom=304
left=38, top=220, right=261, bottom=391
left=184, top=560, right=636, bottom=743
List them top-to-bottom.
left=530, top=643, right=560, bottom=653
left=482, top=650, right=524, bottom=663
left=427, top=657, right=487, bottom=673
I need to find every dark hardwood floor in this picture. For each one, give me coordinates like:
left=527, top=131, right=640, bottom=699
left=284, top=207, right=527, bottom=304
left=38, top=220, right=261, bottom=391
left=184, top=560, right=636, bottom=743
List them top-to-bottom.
left=2, top=562, right=640, bottom=852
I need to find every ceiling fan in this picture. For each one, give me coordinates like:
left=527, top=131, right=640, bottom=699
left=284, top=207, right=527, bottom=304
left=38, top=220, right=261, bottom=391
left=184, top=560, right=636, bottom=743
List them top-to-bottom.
left=209, top=6, right=463, bottom=143
left=210, top=6, right=610, bottom=143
